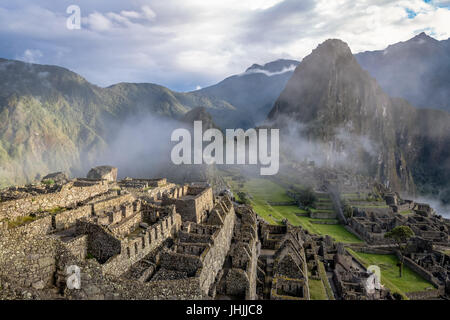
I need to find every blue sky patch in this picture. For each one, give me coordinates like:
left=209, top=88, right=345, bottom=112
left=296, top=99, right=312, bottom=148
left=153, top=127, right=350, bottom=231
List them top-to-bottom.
left=406, top=8, right=417, bottom=19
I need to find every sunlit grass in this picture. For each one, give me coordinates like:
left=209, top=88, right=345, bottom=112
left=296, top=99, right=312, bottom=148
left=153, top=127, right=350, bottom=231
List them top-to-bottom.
left=347, top=249, right=435, bottom=298
left=308, top=278, right=328, bottom=300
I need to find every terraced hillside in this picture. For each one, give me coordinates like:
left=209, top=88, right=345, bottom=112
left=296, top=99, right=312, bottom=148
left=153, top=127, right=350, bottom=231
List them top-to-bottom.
left=222, top=170, right=362, bottom=243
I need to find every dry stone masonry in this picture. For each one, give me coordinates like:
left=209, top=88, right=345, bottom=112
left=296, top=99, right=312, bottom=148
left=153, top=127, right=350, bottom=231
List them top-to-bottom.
left=1, top=165, right=449, bottom=300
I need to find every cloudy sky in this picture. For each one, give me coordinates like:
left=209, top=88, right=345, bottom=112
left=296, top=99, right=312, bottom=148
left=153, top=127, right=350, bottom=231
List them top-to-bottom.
left=1, top=0, right=449, bottom=91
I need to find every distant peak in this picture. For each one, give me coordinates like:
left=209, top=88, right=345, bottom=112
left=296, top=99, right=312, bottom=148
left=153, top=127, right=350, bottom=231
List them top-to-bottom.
left=410, top=31, right=438, bottom=43
left=416, top=32, right=429, bottom=38
left=305, top=39, right=354, bottom=64
left=318, top=39, right=352, bottom=53
left=245, top=59, right=300, bottom=73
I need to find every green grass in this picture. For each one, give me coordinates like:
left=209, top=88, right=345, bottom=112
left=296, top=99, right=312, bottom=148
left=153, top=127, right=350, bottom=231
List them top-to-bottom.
left=224, top=175, right=362, bottom=243
left=244, top=178, right=292, bottom=203
left=42, top=179, right=55, bottom=186
left=342, top=193, right=360, bottom=198
left=251, top=200, right=284, bottom=225
left=252, top=204, right=361, bottom=243
left=354, top=205, right=389, bottom=209
left=47, top=206, right=66, bottom=214
left=310, top=208, right=334, bottom=213
left=7, top=215, right=37, bottom=228
left=307, top=222, right=362, bottom=243
left=347, top=249, right=435, bottom=298
left=317, top=260, right=334, bottom=300
left=308, top=278, right=328, bottom=300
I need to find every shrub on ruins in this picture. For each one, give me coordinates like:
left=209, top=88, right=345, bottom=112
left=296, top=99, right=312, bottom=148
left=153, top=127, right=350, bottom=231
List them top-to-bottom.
left=41, top=179, right=55, bottom=186
left=298, top=187, right=317, bottom=208
left=237, top=192, right=250, bottom=205
left=341, top=200, right=353, bottom=218
left=385, top=226, right=415, bottom=278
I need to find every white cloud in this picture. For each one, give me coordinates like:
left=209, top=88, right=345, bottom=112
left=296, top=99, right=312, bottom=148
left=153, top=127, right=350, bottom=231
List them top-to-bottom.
left=0, top=0, right=449, bottom=91
left=142, top=5, right=156, bottom=20
left=120, top=10, right=141, bottom=19
left=86, top=12, right=113, bottom=31
left=17, top=49, right=43, bottom=63
left=239, top=64, right=297, bottom=77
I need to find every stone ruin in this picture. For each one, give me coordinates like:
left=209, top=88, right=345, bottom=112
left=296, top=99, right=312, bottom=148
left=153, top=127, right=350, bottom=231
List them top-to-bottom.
left=1, top=165, right=447, bottom=300
left=87, top=165, right=118, bottom=182
left=0, top=167, right=237, bottom=299
left=346, top=191, right=450, bottom=245
left=252, top=218, right=391, bottom=300
left=402, top=237, right=450, bottom=298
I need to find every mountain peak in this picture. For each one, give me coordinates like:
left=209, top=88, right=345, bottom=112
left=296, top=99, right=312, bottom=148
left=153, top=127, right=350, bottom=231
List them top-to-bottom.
left=408, top=31, right=440, bottom=45
left=269, top=38, right=382, bottom=126
left=303, top=39, right=354, bottom=66
left=316, top=39, right=353, bottom=55
left=245, top=59, right=300, bottom=73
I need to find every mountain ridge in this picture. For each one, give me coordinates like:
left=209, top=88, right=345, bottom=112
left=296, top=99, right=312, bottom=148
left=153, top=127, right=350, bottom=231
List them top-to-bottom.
left=268, top=38, right=449, bottom=202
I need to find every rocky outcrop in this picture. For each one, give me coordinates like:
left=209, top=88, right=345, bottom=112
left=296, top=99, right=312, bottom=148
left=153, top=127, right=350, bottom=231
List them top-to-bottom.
left=268, top=39, right=450, bottom=198
left=268, top=39, right=415, bottom=194
left=87, top=166, right=118, bottom=182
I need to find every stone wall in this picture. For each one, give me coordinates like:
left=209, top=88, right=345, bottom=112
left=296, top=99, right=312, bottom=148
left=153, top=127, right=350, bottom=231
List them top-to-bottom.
left=0, top=180, right=109, bottom=221
left=163, top=187, right=214, bottom=223
left=90, top=192, right=134, bottom=214
left=197, top=205, right=236, bottom=294
left=54, top=206, right=92, bottom=231
left=310, top=211, right=337, bottom=219
left=101, top=212, right=182, bottom=277
left=76, top=220, right=122, bottom=264
left=0, top=233, right=57, bottom=289
left=61, top=235, right=88, bottom=261
left=160, top=252, right=203, bottom=275
left=400, top=253, right=442, bottom=289
left=406, top=288, right=443, bottom=299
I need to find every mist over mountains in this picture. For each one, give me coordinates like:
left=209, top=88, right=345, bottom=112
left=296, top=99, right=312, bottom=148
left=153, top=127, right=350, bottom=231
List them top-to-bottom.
left=356, top=32, right=450, bottom=113
left=0, top=33, right=449, bottom=206
left=268, top=39, right=450, bottom=205
left=194, top=59, right=300, bottom=128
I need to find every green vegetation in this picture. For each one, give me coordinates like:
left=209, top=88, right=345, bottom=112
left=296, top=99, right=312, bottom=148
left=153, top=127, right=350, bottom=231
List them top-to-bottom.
left=224, top=173, right=362, bottom=243
left=243, top=178, right=293, bottom=203
left=42, top=179, right=55, bottom=186
left=297, top=187, right=317, bottom=207
left=236, top=192, right=251, bottom=205
left=355, top=204, right=389, bottom=209
left=47, top=206, right=66, bottom=214
left=309, top=208, right=334, bottom=213
left=7, top=215, right=37, bottom=229
left=385, top=226, right=415, bottom=277
left=347, top=249, right=435, bottom=298
left=308, top=260, right=334, bottom=300
left=317, top=260, right=334, bottom=300
left=308, top=278, right=328, bottom=300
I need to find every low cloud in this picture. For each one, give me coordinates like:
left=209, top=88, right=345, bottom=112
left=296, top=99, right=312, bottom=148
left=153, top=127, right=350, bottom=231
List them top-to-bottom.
left=17, top=49, right=43, bottom=63
left=239, top=64, right=297, bottom=77
left=266, top=115, right=379, bottom=174
left=414, top=195, right=450, bottom=218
